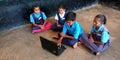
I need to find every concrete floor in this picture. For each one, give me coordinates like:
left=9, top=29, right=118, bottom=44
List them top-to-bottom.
left=0, top=5, right=120, bottom=60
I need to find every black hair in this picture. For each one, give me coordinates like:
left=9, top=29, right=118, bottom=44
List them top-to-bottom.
left=58, top=3, right=65, bottom=9
left=32, top=4, right=40, bottom=10
left=65, top=11, right=76, bottom=21
left=95, top=14, right=107, bottom=24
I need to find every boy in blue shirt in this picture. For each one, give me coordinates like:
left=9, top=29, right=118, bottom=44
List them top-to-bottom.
left=30, top=5, right=52, bottom=33
left=57, top=11, right=83, bottom=48
left=79, top=14, right=110, bottom=55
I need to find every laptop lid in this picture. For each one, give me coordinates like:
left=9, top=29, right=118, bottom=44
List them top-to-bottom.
left=40, top=36, right=66, bottom=56
left=40, top=36, right=58, bottom=52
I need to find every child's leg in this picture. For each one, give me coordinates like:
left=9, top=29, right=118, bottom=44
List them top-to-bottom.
left=43, top=22, right=52, bottom=31
left=51, top=23, right=63, bottom=31
left=52, top=24, right=57, bottom=31
left=32, top=25, right=41, bottom=33
left=55, top=32, right=70, bottom=45
left=57, top=32, right=78, bottom=48
left=79, top=34, right=100, bottom=52
left=80, top=34, right=110, bottom=53
left=61, top=38, right=69, bottom=45
left=62, top=38, right=78, bottom=48
left=68, top=39, right=78, bottom=46
left=69, top=39, right=78, bottom=48
left=97, top=41, right=110, bottom=52
left=94, top=43, right=110, bottom=56
left=93, top=44, right=109, bottom=55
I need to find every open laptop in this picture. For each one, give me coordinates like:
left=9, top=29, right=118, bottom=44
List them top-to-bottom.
left=40, top=36, right=66, bottom=56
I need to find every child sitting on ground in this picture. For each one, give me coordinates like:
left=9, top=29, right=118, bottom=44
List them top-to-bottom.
left=52, top=4, right=66, bottom=31
left=30, top=5, right=52, bottom=33
left=56, top=11, right=83, bottom=48
left=79, top=14, right=110, bottom=55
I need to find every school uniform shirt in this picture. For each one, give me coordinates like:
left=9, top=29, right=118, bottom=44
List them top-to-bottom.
left=30, top=12, right=47, bottom=23
left=55, top=12, right=65, bottom=20
left=62, top=21, right=83, bottom=39
left=90, top=24, right=110, bottom=43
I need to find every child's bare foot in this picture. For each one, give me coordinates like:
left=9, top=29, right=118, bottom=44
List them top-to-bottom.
left=77, top=42, right=82, bottom=46
left=73, top=43, right=78, bottom=49
left=95, top=52, right=100, bottom=56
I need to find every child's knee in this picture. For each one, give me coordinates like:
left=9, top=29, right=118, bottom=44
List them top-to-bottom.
left=45, top=22, right=52, bottom=29
left=46, top=22, right=52, bottom=27
left=52, top=24, right=57, bottom=30
left=80, top=34, right=89, bottom=41
left=69, top=39, right=78, bottom=46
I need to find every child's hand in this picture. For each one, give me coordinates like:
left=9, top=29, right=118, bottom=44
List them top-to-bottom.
left=57, top=24, right=62, bottom=27
left=38, top=25, right=44, bottom=30
left=38, top=25, right=42, bottom=28
left=40, top=25, right=44, bottom=30
left=89, top=37, right=94, bottom=43
left=89, top=39, right=94, bottom=43
left=57, top=40, right=62, bottom=46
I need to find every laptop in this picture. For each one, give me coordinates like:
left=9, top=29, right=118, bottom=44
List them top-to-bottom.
left=40, top=36, right=66, bottom=56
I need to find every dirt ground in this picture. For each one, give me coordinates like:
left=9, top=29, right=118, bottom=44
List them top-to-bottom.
left=0, top=5, right=120, bottom=60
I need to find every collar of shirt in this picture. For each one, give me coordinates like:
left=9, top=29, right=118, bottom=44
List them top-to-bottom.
left=34, top=12, right=41, bottom=18
left=34, top=12, right=40, bottom=15
left=59, top=12, right=65, bottom=18
left=66, top=21, right=76, bottom=28
left=93, top=24, right=104, bottom=32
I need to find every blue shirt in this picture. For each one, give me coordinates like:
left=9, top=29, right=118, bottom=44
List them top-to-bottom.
left=30, top=12, right=47, bottom=23
left=62, top=21, right=83, bottom=39
left=91, top=24, right=110, bottom=43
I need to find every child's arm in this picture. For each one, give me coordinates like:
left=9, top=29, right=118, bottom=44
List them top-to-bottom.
left=41, top=12, right=47, bottom=28
left=55, top=13, right=62, bottom=27
left=55, top=19, right=58, bottom=25
left=39, top=20, right=47, bottom=30
left=43, top=20, right=47, bottom=26
left=56, top=20, right=62, bottom=27
left=32, top=22, right=42, bottom=28
left=32, top=22, right=38, bottom=26
left=95, top=31, right=110, bottom=45
left=57, top=32, right=75, bottom=46
left=60, top=32, right=75, bottom=40
left=57, top=33, right=63, bottom=46
left=89, top=34, right=104, bottom=45
left=89, top=34, right=95, bottom=43
left=63, top=35, right=74, bottom=40
left=94, top=41, right=104, bottom=45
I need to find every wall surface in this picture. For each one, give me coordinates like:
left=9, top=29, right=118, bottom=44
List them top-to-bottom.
left=0, top=0, right=98, bottom=31
left=100, top=0, right=120, bottom=10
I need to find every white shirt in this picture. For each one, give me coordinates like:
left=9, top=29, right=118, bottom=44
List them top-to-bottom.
left=55, top=12, right=65, bottom=20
